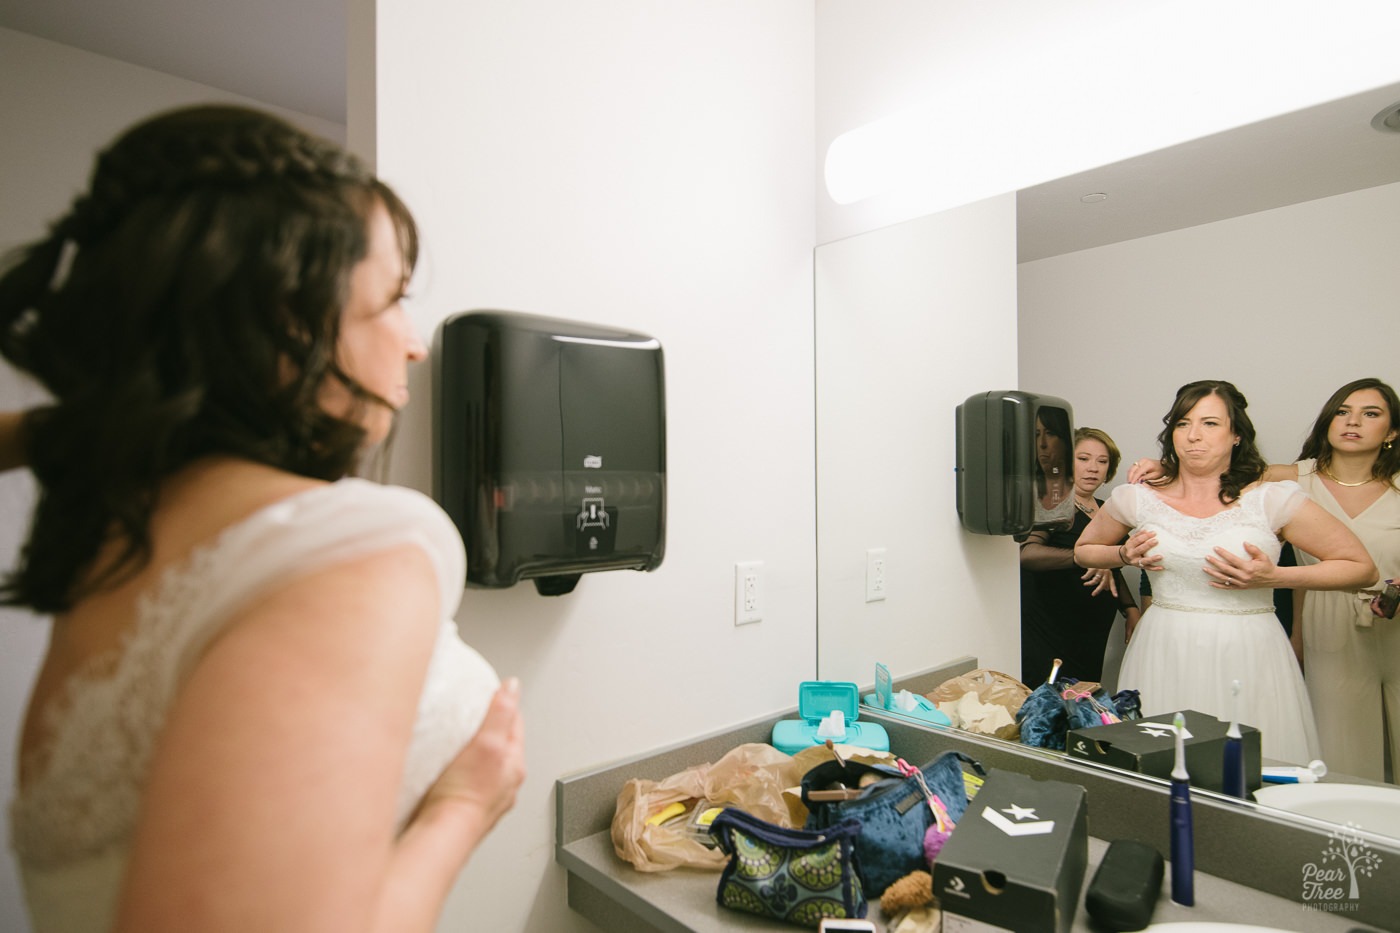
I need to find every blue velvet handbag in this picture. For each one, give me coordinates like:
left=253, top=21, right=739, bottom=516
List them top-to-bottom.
left=800, top=750, right=984, bottom=897
left=710, top=807, right=867, bottom=928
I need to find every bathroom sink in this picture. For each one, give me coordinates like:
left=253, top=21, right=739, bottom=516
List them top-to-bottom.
left=1252, top=781, right=1400, bottom=836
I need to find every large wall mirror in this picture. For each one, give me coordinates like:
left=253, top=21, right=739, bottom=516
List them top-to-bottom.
left=815, top=80, right=1400, bottom=838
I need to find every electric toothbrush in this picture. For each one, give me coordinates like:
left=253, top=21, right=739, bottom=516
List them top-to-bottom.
left=1222, top=680, right=1246, bottom=799
left=1170, top=711, right=1194, bottom=907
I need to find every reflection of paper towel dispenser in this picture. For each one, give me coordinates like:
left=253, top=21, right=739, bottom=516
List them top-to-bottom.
left=433, top=310, right=666, bottom=595
left=955, top=390, right=1074, bottom=536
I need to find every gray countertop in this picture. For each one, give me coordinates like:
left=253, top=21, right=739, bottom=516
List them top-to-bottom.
left=555, top=658, right=1396, bottom=932
left=558, top=828, right=1371, bottom=932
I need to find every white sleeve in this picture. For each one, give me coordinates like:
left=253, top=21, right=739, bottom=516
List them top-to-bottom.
left=1102, top=482, right=1141, bottom=528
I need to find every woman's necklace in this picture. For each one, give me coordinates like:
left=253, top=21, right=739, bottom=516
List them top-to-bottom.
left=1321, top=466, right=1375, bottom=487
left=1074, top=495, right=1098, bottom=516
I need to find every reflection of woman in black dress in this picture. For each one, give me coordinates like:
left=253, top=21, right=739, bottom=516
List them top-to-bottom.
left=1020, top=428, right=1141, bottom=684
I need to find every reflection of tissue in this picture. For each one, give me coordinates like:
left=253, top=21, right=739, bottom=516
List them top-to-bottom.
left=895, top=690, right=919, bottom=712
left=937, top=693, right=1015, bottom=734
left=816, top=709, right=847, bottom=738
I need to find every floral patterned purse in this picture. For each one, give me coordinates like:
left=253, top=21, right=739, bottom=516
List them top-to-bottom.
left=709, top=807, right=866, bottom=928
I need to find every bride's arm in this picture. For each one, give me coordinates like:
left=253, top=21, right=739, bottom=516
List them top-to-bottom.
left=1207, top=499, right=1376, bottom=592
left=114, top=543, right=520, bottom=933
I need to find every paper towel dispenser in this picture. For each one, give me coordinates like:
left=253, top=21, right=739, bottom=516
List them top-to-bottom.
left=433, top=310, right=666, bottom=594
left=955, top=390, right=1074, bottom=536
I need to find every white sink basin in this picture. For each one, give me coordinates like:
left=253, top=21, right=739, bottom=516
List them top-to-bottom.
left=1252, top=781, right=1400, bottom=836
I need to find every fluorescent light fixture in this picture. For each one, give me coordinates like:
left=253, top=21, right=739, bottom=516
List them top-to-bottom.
left=824, top=108, right=943, bottom=205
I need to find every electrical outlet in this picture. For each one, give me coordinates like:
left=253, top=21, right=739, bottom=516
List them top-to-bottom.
left=865, top=548, right=886, bottom=603
left=735, top=561, right=762, bottom=625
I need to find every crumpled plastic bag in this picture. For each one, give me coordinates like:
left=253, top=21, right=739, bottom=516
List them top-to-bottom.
left=925, top=668, right=1030, bottom=741
left=611, top=741, right=893, bottom=872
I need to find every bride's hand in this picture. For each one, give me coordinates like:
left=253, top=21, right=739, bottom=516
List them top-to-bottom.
left=1205, top=542, right=1275, bottom=590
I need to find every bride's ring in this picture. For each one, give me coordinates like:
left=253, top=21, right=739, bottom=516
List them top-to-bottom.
left=1224, top=579, right=1232, bottom=587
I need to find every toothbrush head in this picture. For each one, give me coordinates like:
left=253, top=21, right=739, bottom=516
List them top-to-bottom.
left=1227, top=680, right=1243, bottom=738
left=1171, top=712, right=1189, bottom=781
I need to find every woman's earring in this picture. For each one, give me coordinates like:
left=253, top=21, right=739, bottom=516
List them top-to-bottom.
left=1385, top=439, right=1395, bottom=451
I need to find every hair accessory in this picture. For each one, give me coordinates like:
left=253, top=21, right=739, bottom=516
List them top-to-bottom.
left=49, top=238, right=78, bottom=292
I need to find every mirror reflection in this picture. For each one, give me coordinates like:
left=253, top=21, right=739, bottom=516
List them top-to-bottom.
left=816, top=80, right=1400, bottom=839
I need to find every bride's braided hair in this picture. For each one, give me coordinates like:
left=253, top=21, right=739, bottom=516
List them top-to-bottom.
left=0, top=105, right=419, bottom=612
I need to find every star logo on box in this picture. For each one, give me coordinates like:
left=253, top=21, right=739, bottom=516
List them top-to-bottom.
left=1139, top=724, right=1189, bottom=740
left=981, top=801, right=1056, bottom=836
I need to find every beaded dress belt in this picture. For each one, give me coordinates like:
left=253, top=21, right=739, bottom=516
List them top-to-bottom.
left=1152, top=601, right=1272, bottom=615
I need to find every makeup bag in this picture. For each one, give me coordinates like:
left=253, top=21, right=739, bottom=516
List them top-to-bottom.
left=800, top=750, right=984, bottom=897
left=709, top=807, right=867, bottom=927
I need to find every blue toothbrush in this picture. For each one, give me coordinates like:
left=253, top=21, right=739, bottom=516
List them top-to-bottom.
left=1222, top=680, right=1246, bottom=799
left=1170, top=711, right=1195, bottom=906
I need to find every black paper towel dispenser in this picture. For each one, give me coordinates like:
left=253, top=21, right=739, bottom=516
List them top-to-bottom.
left=433, top=310, right=666, bottom=595
left=955, top=390, right=1074, bottom=536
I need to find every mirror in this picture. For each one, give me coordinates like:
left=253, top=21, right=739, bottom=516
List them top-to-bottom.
left=816, top=80, right=1400, bottom=836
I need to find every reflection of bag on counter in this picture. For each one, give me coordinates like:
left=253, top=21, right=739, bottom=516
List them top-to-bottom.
left=925, top=668, right=1030, bottom=741
left=1018, top=679, right=1127, bottom=751
left=800, top=750, right=985, bottom=897
left=711, top=807, right=867, bottom=928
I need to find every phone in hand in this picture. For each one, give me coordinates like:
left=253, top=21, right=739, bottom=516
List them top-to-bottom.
left=1373, top=580, right=1399, bottom=619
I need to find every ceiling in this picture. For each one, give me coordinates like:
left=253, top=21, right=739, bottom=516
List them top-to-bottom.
left=0, top=0, right=346, bottom=124
left=4, top=2, right=1398, bottom=260
left=1018, top=80, right=1400, bottom=262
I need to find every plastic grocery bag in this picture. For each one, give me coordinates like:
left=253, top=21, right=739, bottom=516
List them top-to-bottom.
left=611, top=741, right=892, bottom=872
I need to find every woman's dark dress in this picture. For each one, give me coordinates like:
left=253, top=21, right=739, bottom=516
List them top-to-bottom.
left=1020, top=505, right=1124, bottom=685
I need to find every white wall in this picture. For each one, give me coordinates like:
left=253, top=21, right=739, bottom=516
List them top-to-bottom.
left=815, top=0, right=1400, bottom=244
left=357, top=2, right=816, bottom=930
left=0, top=28, right=346, bottom=933
left=1019, top=180, right=1400, bottom=688
left=1020, top=180, right=1400, bottom=472
left=815, top=195, right=1020, bottom=683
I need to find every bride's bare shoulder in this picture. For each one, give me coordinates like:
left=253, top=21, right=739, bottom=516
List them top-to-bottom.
left=155, top=458, right=328, bottom=549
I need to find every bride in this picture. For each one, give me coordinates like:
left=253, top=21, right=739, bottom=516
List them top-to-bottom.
left=1074, top=380, right=1375, bottom=764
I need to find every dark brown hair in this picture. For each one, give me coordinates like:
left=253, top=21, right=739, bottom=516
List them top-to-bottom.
left=0, top=105, right=419, bottom=612
left=1297, top=378, right=1400, bottom=489
left=1150, top=380, right=1266, bottom=504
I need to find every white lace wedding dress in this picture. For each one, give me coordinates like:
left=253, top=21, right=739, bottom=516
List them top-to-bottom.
left=9, top=479, right=499, bottom=933
left=1110, top=481, right=1321, bottom=765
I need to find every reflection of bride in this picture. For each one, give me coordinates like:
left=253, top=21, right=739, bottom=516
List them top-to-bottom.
left=1074, top=380, right=1376, bottom=764
left=1034, top=408, right=1074, bottom=529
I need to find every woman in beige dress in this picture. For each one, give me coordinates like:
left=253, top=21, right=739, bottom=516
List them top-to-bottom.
left=1268, top=378, right=1400, bottom=782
